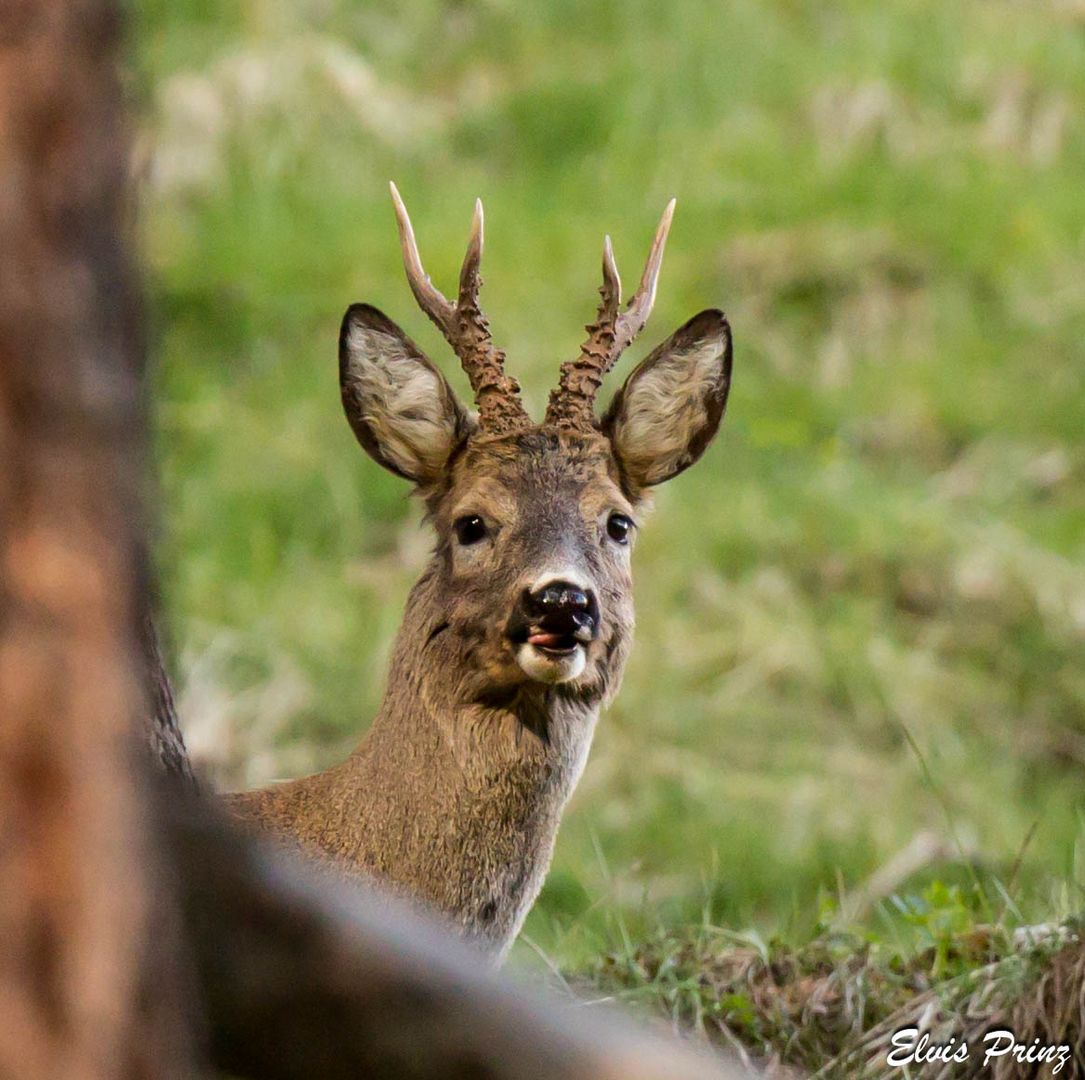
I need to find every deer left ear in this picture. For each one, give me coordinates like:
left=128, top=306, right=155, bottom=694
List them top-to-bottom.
left=339, top=303, right=474, bottom=485
left=602, top=309, right=732, bottom=490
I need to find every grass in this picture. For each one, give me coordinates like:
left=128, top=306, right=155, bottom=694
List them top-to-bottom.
left=135, top=0, right=1085, bottom=1068
left=584, top=903, right=1083, bottom=1075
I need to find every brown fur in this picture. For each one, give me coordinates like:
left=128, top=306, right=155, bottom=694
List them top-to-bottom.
left=227, top=251, right=733, bottom=958
left=228, top=431, right=632, bottom=954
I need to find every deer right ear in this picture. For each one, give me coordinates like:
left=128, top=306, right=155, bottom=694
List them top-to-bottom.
left=339, top=304, right=474, bottom=484
left=602, top=309, right=732, bottom=491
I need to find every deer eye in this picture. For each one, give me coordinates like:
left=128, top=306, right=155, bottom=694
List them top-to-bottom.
left=606, top=512, right=633, bottom=545
left=454, top=514, right=488, bottom=546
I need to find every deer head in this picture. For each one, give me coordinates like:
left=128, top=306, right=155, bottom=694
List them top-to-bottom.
left=338, top=184, right=732, bottom=712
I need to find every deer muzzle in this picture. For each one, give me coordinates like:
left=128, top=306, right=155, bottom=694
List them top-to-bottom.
left=510, top=579, right=599, bottom=684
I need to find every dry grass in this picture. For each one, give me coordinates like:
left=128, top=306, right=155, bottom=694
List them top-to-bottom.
left=586, top=914, right=1082, bottom=1077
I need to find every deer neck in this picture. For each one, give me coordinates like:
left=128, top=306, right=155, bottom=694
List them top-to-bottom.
left=311, top=570, right=611, bottom=953
left=370, top=582, right=603, bottom=784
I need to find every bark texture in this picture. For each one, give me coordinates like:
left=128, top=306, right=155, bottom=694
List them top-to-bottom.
left=0, top=2, right=185, bottom=1077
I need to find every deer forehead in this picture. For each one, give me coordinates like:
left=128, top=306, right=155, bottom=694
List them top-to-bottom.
left=443, top=429, right=630, bottom=521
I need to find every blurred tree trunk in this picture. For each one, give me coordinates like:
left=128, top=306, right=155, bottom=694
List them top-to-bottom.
left=0, top=1, right=189, bottom=1077
left=0, top=4, right=744, bottom=1079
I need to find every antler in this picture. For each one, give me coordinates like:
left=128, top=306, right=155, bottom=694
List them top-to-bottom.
left=389, top=182, right=529, bottom=435
left=544, top=199, right=676, bottom=430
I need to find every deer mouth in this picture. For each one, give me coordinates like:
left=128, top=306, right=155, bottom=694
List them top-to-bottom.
left=524, top=606, right=594, bottom=653
left=511, top=610, right=595, bottom=683
left=527, top=615, right=593, bottom=655
left=526, top=632, right=579, bottom=655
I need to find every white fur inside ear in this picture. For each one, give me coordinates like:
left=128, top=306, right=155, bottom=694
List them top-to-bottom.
left=344, top=324, right=458, bottom=480
left=613, top=337, right=726, bottom=486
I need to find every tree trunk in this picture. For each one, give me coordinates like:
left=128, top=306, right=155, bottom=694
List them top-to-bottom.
left=0, top=2, right=189, bottom=1077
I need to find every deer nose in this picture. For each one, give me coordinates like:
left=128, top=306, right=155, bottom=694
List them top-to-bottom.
left=521, top=581, right=598, bottom=641
left=527, top=582, right=590, bottom=615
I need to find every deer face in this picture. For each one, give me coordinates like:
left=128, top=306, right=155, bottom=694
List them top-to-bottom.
left=338, top=189, right=732, bottom=702
left=435, top=428, right=632, bottom=694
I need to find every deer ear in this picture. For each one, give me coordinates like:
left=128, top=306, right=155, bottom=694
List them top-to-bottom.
left=339, top=304, right=474, bottom=484
left=602, top=309, right=732, bottom=490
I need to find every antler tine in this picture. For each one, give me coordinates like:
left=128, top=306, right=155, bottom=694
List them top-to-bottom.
left=389, top=180, right=456, bottom=335
left=388, top=182, right=528, bottom=434
left=458, top=197, right=484, bottom=302
left=613, top=197, right=675, bottom=354
left=545, top=199, right=676, bottom=430
left=599, top=235, right=622, bottom=325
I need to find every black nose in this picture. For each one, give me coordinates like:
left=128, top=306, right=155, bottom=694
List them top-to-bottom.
left=521, top=581, right=598, bottom=640
left=526, top=582, right=590, bottom=617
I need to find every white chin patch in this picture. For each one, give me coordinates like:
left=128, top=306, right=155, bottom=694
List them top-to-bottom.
left=516, top=643, right=587, bottom=684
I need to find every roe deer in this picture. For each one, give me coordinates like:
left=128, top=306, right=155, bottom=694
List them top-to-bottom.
left=227, top=184, right=733, bottom=957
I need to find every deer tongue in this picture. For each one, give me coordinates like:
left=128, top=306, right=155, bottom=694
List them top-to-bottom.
left=527, top=632, right=572, bottom=649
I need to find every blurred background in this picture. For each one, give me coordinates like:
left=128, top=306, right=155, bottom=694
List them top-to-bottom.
left=137, top=0, right=1085, bottom=971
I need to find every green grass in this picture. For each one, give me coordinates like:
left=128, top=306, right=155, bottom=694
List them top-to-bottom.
left=137, top=0, right=1085, bottom=1053
left=582, top=898, right=1083, bottom=1075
